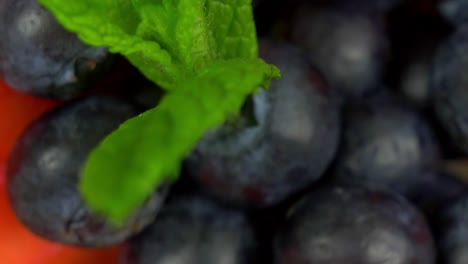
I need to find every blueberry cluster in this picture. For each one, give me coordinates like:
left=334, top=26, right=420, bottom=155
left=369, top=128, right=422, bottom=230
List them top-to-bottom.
left=0, top=0, right=111, bottom=100
left=3, top=0, right=468, bottom=263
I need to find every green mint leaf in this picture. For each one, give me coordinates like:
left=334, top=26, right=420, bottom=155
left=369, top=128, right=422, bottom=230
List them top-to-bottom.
left=38, top=0, right=178, bottom=89
left=39, top=0, right=259, bottom=89
left=39, top=0, right=281, bottom=224
left=203, top=0, right=258, bottom=59
left=80, top=59, right=280, bottom=224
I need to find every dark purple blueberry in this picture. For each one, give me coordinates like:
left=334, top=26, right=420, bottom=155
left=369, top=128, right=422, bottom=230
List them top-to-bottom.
left=0, top=0, right=110, bottom=100
left=438, top=0, right=468, bottom=26
left=289, top=2, right=389, bottom=98
left=385, top=3, right=453, bottom=110
left=432, top=26, right=468, bottom=155
left=186, top=40, right=340, bottom=208
left=396, top=40, right=440, bottom=109
left=6, top=96, right=168, bottom=247
left=333, top=97, right=440, bottom=195
left=405, top=170, right=467, bottom=216
left=274, top=185, right=436, bottom=264
left=438, top=194, right=468, bottom=264
left=121, top=195, right=259, bottom=264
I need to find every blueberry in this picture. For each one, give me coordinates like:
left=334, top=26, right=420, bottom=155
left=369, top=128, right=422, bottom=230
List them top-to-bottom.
left=0, top=0, right=110, bottom=99
left=438, top=0, right=468, bottom=26
left=289, top=2, right=389, bottom=98
left=386, top=3, right=453, bottom=110
left=432, top=26, right=468, bottom=155
left=186, top=39, right=340, bottom=207
left=397, top=44, right=437, bottom=109
left=6, top=96, right=168, bottom=247
left=333, top=97, right=440, bottom=195
left=405, top=171, right=467, bottom=216
left=274, top=185, right=436, bottom=264
left=437, top=194, right=468, bottom=264
left=121, top=195, right=259, bottom=264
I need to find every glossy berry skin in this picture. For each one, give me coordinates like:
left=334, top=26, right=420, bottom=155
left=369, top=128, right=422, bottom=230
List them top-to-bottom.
left=0, top=0, right=109, bottom=99
left=438, top=0, right=468, bottom=26
left=388, top=1, right=452, bottom=110
left=289, top=2, right=389, bottom=99
left=432, top=26, right=468, bottom=155
left=187, top=40, right=340, bottom=208
left=397, top=44, right=436, bottom=109
left=0, top=80, right=123, bottom=263
left=6, top=96, right=168, bottom=247
left=333, top=97, right=440, bottom=195
left=0, top=161, right=123, bottom=264
left=406, top=171, right=467, bottom=216
left=274, top=186, right=436, bottom=264
left=438, top=194, right=468, bottom=264
left=122, top=195, right=259, bottom=264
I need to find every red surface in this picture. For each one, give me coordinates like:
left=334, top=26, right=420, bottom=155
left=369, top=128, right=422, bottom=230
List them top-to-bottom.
left=0, top=80, right=121, bottom=263
left=0, top=80, right=59, bottom=163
